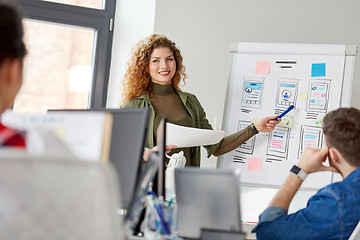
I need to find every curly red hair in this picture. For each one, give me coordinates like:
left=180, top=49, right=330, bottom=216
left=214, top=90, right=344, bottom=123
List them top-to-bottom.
left=120, top=34, right=187, bottom=104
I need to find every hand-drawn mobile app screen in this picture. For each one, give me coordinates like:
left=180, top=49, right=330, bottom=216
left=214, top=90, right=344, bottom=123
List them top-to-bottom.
left=241, top=78, right=264, bottom=109
left=276, top=79, right=298, bottom=108
left=307, top=80, right=330, bottom=113
left=237, top=121, right=255, bottom=154
left=298, top=126, right=323, bottom=158
left=266, top=127, right=290, bottom=161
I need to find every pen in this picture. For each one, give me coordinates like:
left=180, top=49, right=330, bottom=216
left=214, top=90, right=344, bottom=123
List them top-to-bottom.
left=275, top=105, right=294, bottom=121
left=149, top=192, right=171, bottom=235
left=148, top=196, right=168, bottom=234
left=156, top=197, right=171, bottom=234
left=167, top=197, right=174, bottom=207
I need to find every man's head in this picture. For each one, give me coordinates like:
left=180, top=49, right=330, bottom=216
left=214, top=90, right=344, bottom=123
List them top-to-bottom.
left=0, top=1, right=26, bottom=113
left=323, top=107, right=360, bottom=167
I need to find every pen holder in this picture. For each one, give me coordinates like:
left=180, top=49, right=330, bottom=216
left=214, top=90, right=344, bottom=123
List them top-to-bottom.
left=143, top=194, right=177, bottom=239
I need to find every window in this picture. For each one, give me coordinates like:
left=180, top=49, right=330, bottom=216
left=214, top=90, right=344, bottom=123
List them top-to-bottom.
left=15, top=0, right=116, bottom=112
left=39, top=0, right=104, bottom=9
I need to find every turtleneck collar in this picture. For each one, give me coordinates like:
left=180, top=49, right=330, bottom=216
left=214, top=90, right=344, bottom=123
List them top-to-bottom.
left=151, top=82, right=175, bottom=96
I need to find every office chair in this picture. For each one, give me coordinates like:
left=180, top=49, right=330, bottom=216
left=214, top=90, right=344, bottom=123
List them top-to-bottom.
left=0, top=152, right=122, bottom=240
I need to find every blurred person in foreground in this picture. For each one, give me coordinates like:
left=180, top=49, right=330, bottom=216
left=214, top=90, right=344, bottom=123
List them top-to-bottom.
left=0, top=0, right=27, bottom=149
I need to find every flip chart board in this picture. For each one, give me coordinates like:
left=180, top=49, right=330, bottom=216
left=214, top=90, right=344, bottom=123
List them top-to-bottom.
left=219, top=42, right=357, bottom=189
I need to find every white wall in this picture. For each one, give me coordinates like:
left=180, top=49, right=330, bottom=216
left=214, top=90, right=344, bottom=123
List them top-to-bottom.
left=107, top=0, right=156, bottom=108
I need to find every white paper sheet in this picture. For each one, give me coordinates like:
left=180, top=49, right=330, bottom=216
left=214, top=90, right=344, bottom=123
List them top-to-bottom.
left=166, top=123, right=225, bottom=148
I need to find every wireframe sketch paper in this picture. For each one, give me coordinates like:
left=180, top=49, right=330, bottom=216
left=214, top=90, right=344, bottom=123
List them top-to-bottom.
left=166, top=123, right=225, bottom=148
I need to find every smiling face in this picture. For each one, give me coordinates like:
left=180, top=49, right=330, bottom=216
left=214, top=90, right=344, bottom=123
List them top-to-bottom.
left=148, top=47, right=176, bottom=85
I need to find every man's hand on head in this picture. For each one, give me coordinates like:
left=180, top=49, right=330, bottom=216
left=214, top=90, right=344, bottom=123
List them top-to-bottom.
left=297, top=147, right=338, bottom=174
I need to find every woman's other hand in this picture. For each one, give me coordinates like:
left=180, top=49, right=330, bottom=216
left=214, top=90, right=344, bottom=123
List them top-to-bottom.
left=143, top=145, right=177, bottom=161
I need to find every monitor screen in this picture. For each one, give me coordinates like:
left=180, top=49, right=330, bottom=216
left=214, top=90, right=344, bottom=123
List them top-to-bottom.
left=49, top=108, right=150, bottom=210
left=106, top=108, right=150, bottom=210
left=156, top=117, right=167, bottom=198
left=124, top=151, right=161, bottom=233
left=175, top=167, right=242, bottom=239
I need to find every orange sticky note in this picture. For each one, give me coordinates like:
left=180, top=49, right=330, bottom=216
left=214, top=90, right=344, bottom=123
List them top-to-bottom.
left=256, top=61, right=270, bottom=74
left=248, top=157, right=262, bottom=171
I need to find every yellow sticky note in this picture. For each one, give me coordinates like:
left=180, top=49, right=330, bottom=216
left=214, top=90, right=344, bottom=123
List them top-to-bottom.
left=298, top=92, right=308, bottom=100
left=278, top=115, right=294, bottom=128
left=315, top=119, right=323, bottom=127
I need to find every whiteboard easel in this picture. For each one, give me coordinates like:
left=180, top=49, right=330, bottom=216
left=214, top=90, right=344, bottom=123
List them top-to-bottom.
left=218, top=42, right=357, bottom=190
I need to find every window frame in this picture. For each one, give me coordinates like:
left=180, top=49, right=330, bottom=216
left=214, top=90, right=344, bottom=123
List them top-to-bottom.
left=17, top=0, right=116, bottom=108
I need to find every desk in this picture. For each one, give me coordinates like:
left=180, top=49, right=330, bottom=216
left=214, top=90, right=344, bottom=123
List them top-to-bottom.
left=127, top=222, right=257, bottom=240
left=242, top=222, right=257, bottom=239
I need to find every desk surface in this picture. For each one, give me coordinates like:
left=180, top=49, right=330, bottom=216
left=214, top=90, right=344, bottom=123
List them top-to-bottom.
left=127, top=222, right=257, bottom=240
left=242, top=222, right=257, bottom=239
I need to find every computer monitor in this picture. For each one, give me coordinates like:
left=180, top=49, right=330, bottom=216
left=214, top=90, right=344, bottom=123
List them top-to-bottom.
left=49, top=108, right=150, bottom=211
left=124, top=117, right=166, bottom=236
left=156, top=117, right=167, bottom=198
left=124, top=150, right=161, bottom=234
left=175, top=167, right=242, bottom=239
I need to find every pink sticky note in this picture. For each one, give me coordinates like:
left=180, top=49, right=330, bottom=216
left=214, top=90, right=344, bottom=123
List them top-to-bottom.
left=256, top=61, right=270, bottom=74
left=248, top=157, right=262, bottom=171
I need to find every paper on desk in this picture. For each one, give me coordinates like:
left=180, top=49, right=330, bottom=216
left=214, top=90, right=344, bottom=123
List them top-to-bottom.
left=166, top=123, right=225, bottom=148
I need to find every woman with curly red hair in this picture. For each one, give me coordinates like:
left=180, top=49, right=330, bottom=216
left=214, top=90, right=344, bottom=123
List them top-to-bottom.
left=121, top=34, right=279, bottom=166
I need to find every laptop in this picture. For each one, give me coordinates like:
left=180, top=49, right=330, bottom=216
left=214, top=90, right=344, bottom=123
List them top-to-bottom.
left=175, top=167, right=243, bottom=239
